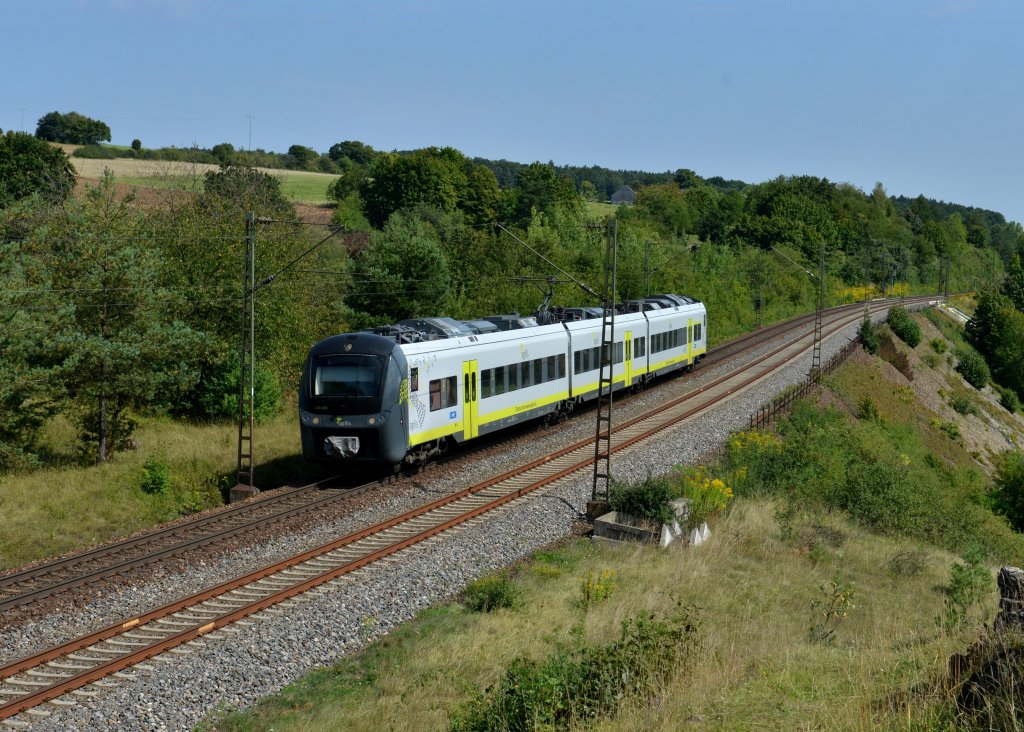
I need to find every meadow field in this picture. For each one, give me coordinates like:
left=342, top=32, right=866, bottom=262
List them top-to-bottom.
left=69, top=155, right=339, bottom=204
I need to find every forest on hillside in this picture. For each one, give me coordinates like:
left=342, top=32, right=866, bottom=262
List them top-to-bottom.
left=1, top=129, right=1022, bottom=475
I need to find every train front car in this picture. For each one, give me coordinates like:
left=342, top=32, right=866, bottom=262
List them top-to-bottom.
left=299, top=333, right=410, bottom=464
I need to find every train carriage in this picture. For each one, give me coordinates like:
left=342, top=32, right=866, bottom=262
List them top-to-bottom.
left=299, top=294, right=707, bottom=466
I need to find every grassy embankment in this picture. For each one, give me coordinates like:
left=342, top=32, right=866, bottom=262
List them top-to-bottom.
left=204, top=310, right=1024, bottom=731
left=0, top=412, right=326, bottom=571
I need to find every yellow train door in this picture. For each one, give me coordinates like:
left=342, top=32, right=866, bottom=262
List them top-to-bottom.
left=624, top=331, right=633, bottom=386
left=462, top=359, right=479, bottom=440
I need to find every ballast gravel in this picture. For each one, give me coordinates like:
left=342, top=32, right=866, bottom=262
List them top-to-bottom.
left=6, top=305, right=910, bottom=731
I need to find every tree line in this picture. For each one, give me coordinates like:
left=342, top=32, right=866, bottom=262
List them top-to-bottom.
left=0, top=129, right=1020, bottom=476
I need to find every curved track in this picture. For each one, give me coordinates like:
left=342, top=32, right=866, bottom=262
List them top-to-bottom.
left=0, top=296, right=937, bottom=720
left=0, top=297, right=925, bottom=615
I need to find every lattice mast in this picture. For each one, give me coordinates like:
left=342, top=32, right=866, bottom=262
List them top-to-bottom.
left=591, top=218, right=618, bottom=504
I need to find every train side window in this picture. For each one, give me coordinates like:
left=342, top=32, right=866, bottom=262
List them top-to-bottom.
left=635, top=337, right=645, bottom=358
left=615, top=342, right=623, bottom=364
left=574, top=351, right=582, bottom=375
left=558, top=354, right=566, bottom=378
left=546, top=355, right=556, bottom=382
left=532, top=358, right=543, bottom=385
left=520, top=362, right=531, bottom=388
left=508, top=363, right=519, bottom=391
left=494, top=366, right=506, bottom=395
left=410, top=367, right=419, bottom=392
left=481, top=369, right=492, bottom=399
left=429, top=376, right=457, bottom=411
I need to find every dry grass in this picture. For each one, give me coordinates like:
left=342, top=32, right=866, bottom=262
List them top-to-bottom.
left=0, top=411, right=310, bottom=572
left=213, top=501, right=984, bottom=731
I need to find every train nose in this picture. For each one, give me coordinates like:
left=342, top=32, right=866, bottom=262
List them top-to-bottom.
left=325, top=435, right=360, bottom=457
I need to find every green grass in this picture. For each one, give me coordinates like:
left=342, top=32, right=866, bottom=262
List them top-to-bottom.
left=275, top=171, right=337, bottom=203
left=586, top=201, right=619, bottom=219
left=203, top=349, right=1024, bottom=731
left=0, top=410, right=325, bottom=571
left=203, top=503, right=983, bottom=732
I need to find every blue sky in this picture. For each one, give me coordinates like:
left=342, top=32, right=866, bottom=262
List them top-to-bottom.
left=3, top=0, right=1022, bottom=223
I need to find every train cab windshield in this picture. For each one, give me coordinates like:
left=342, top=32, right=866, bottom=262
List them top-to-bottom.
left=312, top=354, right=385, bottom=399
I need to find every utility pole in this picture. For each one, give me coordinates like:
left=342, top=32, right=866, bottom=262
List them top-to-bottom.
left=247, top=115, right=254, bottom=152
left=232, top=212, right=258, bottom=502
left=230, top=215, right=345, bottom=502
left=589, top=218, right=617, bottom=519
left=643, top=240, right=651, bottom=299
left=810, top=241, right=825, bottom=380
left=755, top=247, right=764, bottom=330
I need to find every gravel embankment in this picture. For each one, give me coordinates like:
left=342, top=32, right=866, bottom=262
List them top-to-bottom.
left=6, top=308, right=894, bottom=731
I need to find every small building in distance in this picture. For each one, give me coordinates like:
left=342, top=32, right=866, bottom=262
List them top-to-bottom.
left=610, top=185, right=636, bottom=205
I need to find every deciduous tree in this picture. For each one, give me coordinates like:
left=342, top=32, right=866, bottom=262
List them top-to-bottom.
left=35, top=111, right=111, bottom=146
left=0, top=131, right=76, bottom=208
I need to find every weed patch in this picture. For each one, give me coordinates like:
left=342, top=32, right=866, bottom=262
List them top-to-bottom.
left=464, top=574, right=520, bottom=613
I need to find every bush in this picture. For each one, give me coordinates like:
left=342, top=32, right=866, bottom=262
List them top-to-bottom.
left=887, top=306, right=922, bottom=347
left=858, top=317, right=880, bottom=355
left=930, top=338, right=948, bottom=354
left=955, top=348, right=991, bottom=389
left=174, top=351, right=282, bottom=423
left=998, top=385, right=1021, bottom=414
left=950, top=394, right=977, bottom=416
left=858, top=396, right=881, bottom=421
left=991, top=451, right=1024, bottom=532
left=140, top=455, right=171, bottom=495
left=675, top=466, right=734, bottom=527
left=609, top=475, right=679, bottom=525
left=937, top=547, right=991, bottom=630
left=577, top=570, right=615, bottom=609
left=463, top=574, right=519, bottom=613
left=449, top=610, right=699, bottom=731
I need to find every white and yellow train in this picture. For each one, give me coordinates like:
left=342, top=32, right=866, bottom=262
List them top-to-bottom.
left=299, top=294, right=707, bottom=466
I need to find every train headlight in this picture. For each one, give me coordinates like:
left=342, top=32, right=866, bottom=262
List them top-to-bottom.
left=311, top=416, right=321, bottom=425
left=368, top=417, right=376, bottom=425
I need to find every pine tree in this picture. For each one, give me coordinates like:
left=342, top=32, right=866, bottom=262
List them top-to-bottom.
left=46, top=172, right=205, bottom=462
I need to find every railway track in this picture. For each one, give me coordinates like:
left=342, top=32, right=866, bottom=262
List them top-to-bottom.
left=0, top=295, right=936, bottom=722
left=0, top=298, right=923, bottom=616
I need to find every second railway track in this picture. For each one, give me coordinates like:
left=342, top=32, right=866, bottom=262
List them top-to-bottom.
left=0, top=296, right=936, bottom=722
left=0, top=298, right=884, bottom=614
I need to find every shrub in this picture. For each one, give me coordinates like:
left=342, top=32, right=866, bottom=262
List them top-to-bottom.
left=887, top=306, right=922, bottom=347
left=858, top=317, right=880, bottom=355
left=930, top=338, right=948, bottom=354
left=955, top=348, right=991, bottom=389
left=174, top=351, right=282, bottom=423
left=997, top=385, right=1021, bottom=414
left=950, top=394, right=977, bottom=416
left=858, top=395, right=881, bottom=421
left=939, top=421, right=961, bottom=441
left=990, top=451, right=1024, bottom=532
left=140, top=455, right=171, bottom=495
left=674, top=466, right=734, bottom=528
left=609, top=475, right=678, bottom=525
left=937, top=547, right=991, bottom=630
left=577, top=570, right=615, bottom=609
left=463, top=573, right=519, bottom=613
left=809, top=576, right=857, bottom=643
left=449, top=610, right=699, bottom=731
